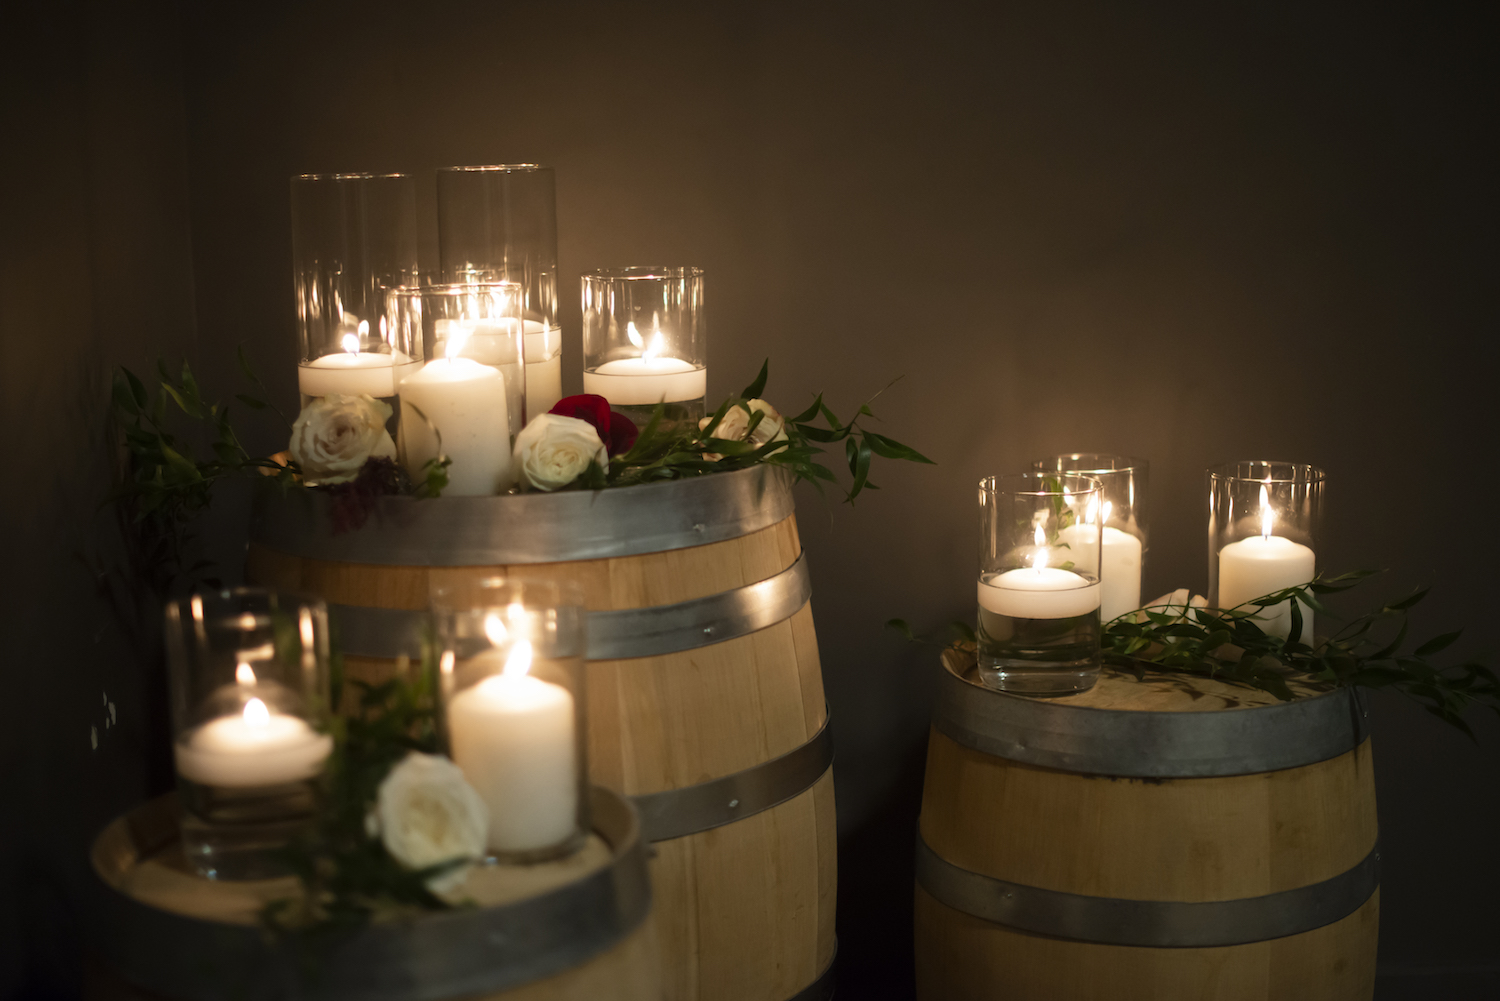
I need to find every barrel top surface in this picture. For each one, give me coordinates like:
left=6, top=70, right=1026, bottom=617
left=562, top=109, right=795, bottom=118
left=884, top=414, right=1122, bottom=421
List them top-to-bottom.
left=250, top=462, right=797, bottom=565
left=940, top=646, right=1329, bottom=713
left=934, top=647, right=1368, bottom=777
left=90, top=787, right=653, bottom=1001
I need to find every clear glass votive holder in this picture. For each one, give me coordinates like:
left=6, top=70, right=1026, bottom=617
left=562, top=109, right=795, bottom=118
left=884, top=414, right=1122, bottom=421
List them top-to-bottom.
left=437, top=165, right=564, bottom=417
left=291, top=173, right=422, bottom=409
left=581, top=266, right=706, bottom=431
left=392, top=283, right=524, bottom=497
left=1032, top=454, right=1149, bottom=623
left=1208, top=461, right=1325, bottom=642
left=977, top=473, right=1104, bottom=696
left=433, top=577, right=589, bottom=864
left=164, top=587, right=333, bottom=880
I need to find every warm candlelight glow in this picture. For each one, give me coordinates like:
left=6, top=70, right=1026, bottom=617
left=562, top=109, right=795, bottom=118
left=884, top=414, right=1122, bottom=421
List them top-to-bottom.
left=626, top=321, right=643, bottom=349
left=1259, top=481, right=1274, bottom=540
left=1085, top=496, right=1100, bottom=525
left=1102, top=500, right=1114, bottom=524
left=1033, top=525, right=1048, bottom=572
left=484, top=612, right=509, bottom=645
left=503, top=640, right=534, bottom=679
left=235, top=662, right=257, bottom=685
left=243, top=697, right=269, bottom=727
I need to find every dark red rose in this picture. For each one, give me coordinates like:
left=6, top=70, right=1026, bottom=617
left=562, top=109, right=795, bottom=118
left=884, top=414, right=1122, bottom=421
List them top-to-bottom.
left=548, top=394, right=638, bottom=456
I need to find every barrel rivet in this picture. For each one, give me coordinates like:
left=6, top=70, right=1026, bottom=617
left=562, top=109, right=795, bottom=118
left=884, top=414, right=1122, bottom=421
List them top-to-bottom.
left=694, top=523, right=707, bottom=533
left=703, top=626, right=714, bottom=635
left=729, top=799, right=740, bottom=809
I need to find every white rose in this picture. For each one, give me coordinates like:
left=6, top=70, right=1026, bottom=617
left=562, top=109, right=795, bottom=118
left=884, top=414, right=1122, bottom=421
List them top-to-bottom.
left=289, top=394, right=396, bottom=485
left=698, top=399, right=787, bottom=461
left=512, top=413, right=607, bottom=491
left=370, top=752, right=488, bottom=893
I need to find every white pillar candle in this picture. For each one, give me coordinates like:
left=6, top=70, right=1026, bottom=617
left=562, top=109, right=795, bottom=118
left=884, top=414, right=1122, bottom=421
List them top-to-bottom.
left=525, top=324, right=564, bottom=417
left=299, top=333, right=419, bottom=398
left=399, top=356, right=512, bottom=496
left=583, top=357, right=706, bottom=405
left=1217, top=484, right=1316, bottom=640
left=1059, top=523, right=1143, bottom=622
left=1218, top=535, right=1315, bottom=639
left=446, top=641, right=578, bottom=854
left=174, top=697, right=332, bottom=788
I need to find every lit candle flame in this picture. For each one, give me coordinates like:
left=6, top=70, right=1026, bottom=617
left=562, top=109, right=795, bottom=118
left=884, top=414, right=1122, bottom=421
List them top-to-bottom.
left=358, top=319, right=369, bottom=338
left=626, top=321, right=644, bottom=349
left=446, top=323, right=471, bottom=362
left=341, top=332, right=360, bottom=355
left=644, top=333, right=664, bottom=362
left=1259, top=482, right=1274, bottom=540
left=1085, top=496, right=1100, bottom=525
left=1101, top=500, right=1113, bottom=524
left=1033, top=524, right=1048, bottom=572
left=483, top=612, right=508, bottom=646
left=503, top=640, right=533, bottom=679
left=235, top=662, right=256, bottom=685
left=243, top=697, right=269, bottom=727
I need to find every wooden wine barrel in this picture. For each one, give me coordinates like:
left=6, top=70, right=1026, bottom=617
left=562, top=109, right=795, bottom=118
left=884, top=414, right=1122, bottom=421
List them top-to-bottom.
left=245, top=465, right=837, bottom=1001
left=915, top=648, right=1379, bottom=1001
left=87, top=786, right=658, bottom=1000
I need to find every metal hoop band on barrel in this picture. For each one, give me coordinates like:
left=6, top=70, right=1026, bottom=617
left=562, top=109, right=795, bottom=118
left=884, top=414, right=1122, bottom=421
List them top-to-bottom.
left=250, top=464, right=796, bottom=566
left=325, top=551, right=812, bottom=662
left=934, top=656, right=1370, bottom=778
left=635, top=710, right=834, bottom=842
left=90, top=787, right=653, bottom=1001
left=916, top=834, right=1380, bottom=948
left=787, top=944, right=838, bottom=1001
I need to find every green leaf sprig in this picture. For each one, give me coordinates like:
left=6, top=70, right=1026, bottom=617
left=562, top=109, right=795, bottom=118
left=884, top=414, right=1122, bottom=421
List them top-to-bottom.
left=109, top=353, right=295, bottom=594
left=600, top=360, right=934, bottom=502
left=889, top=572, right=1499, bottom=739
left=1102, top=573, right=1500, bottom=738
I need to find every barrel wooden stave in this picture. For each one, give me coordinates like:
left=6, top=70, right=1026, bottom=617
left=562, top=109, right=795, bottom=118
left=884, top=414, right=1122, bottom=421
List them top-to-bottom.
left=247, top=506, right=836, bottom=1001
left=916, top=657, right=1379, bottom=1001
left=921, top=727, right=1378, bottom=902
left=652, top=770, right=838, bottom=1001
left=916, top=885, right=1380, bottom=1001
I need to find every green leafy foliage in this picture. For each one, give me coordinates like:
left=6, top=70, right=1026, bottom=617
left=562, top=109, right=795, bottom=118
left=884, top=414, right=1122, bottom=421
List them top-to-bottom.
left=109, top=357, right=296, bottom=594
left=595, top=360, right=934, bottom=502
left=891, top=572, right=1499, bottom=739
left=262, top=654, right=452, bottom=937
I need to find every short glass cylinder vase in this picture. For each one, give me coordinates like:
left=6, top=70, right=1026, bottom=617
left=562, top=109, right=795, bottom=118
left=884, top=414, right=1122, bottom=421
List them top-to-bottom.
left=437, top=165, right=563, bottom=418
left=291, top=173, right=422, bottom=409
left=581, top=266, right=706, bottom=431
left=392, top=283, right=525, bottom=498
left=1032, top=454, right=1149, bottom=623
left=1208, top=461, right=1325, bottom=642
left=977, top=473, right=1104, bottom=696
left=433, top=577, right=589, bottom=864
left=164, top=588, right=333, bottom=880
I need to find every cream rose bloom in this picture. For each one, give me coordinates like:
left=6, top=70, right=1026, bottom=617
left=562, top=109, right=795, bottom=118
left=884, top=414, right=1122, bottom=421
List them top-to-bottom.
left=289, top=394, right=396, bottom=485
left=698, top=399, right=787, bottom=460
left=512, top=413, right=607, bottom=491
left=370, top=752, right=488, bottom=893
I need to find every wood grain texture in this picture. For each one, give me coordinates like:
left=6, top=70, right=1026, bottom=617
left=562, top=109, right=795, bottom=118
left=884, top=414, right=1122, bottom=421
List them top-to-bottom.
left=246, top=512, right=834, bottom=1001
left=915, top=665, right=1380, bottom=1000
left=920, top=727, right=1378, bottom=901
left=915, top=884, right=1379, bottom=1001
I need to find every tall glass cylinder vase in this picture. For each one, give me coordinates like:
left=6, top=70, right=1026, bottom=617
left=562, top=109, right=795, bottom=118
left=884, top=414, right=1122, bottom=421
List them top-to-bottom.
left=436, top=165, right=562, bottom=420
left=291, top=173, right=421, bottom=416
left=581, top=267, right=706, bottom=431
left=393, top=283, right=524, bottom=497
left=1032, top=454, right=1149, bottom=623
left=1208, top=461, right=1325, bottom=642
left=977, top=473, right=1104, bottom=696
left=433, top=577, right=589, bottom=863
left=164, top=588, right=333, bottom=880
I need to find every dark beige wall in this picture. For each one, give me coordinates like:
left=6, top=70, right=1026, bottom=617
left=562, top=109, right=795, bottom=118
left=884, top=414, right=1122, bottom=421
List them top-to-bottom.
left=3, top=1, right=1495, bottom=997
